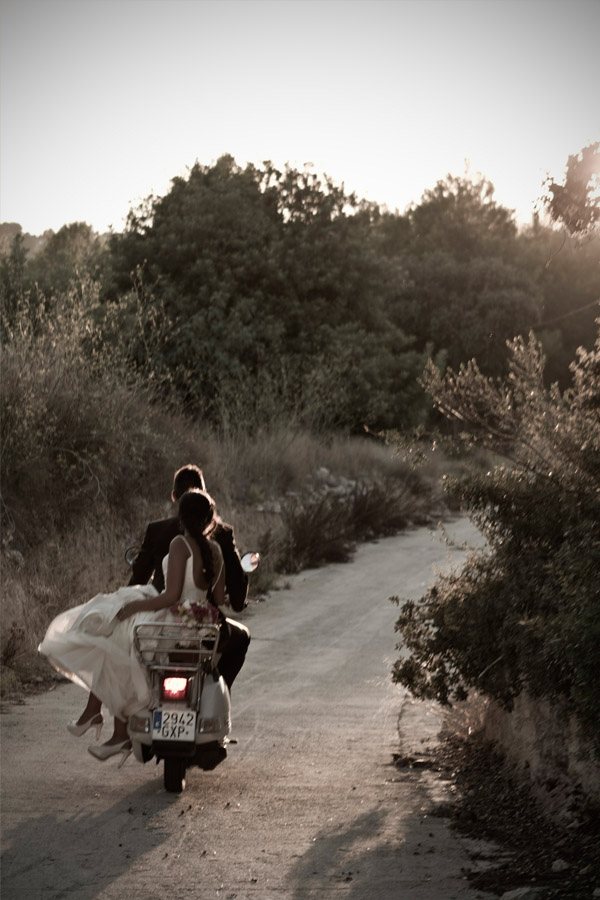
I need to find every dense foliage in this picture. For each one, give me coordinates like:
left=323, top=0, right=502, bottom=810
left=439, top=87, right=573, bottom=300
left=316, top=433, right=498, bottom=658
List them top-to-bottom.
left=2, top=156, right=598, bottom=433
left=102, top=157, right=428, bottom=429
left=381, top=175, right=542, bottom=374
left=392, top=325, right=600, bottom=740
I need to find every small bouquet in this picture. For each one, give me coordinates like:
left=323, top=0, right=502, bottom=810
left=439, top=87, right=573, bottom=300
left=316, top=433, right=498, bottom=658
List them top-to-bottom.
left=176, top=598, right=220, bottom=627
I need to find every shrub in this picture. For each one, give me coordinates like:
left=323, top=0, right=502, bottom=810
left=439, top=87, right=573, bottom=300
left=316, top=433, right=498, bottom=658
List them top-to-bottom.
left=392, top=323, right=600, bottom=743
left=275, top=474, right=438, bottom=574
left=276, top=491, right=357, bottom=573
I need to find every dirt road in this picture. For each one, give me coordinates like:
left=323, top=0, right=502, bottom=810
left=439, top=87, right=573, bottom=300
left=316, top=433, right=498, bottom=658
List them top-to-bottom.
left=1, top=518, right=491, bottom=900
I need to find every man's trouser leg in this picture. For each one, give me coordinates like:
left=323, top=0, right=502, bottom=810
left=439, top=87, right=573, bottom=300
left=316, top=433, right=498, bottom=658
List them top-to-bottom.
left=218, top=619, right=250, bottom=691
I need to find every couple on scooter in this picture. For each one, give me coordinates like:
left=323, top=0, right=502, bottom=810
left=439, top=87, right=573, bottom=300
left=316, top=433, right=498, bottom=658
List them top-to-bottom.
left=39, top=464, right=250, bottom=765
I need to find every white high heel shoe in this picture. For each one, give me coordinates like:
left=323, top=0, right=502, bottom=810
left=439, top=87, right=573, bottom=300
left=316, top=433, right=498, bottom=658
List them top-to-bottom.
left=67, top=713, right=103, bottom=740
left=87, top=739, right=132, bottom=768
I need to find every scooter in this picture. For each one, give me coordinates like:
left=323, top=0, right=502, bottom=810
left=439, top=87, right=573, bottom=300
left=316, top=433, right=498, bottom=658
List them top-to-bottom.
left=124, top=549, right=259, bottom=793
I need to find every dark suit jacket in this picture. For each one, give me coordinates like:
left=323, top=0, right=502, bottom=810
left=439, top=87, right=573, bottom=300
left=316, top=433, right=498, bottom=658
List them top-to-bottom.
left=129, top=517, right=248, bottom=612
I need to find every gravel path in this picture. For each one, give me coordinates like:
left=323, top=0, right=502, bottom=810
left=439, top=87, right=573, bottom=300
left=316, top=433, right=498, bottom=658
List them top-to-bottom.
left=1, top=518, right=492, bottom=900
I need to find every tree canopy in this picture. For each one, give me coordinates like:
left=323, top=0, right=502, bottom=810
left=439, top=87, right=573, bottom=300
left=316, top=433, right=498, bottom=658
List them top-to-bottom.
left=2, top=152, right=598, bottom=430
left=102, top=157, right=428, bottom=428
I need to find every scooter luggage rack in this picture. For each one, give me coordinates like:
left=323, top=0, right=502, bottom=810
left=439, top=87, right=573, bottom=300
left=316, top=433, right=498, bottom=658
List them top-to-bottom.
left=133, top=623, right=220, bottom=670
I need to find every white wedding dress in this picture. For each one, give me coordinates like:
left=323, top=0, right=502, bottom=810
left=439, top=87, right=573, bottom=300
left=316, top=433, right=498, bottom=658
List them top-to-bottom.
left=39, top=540, right=222, bottom=720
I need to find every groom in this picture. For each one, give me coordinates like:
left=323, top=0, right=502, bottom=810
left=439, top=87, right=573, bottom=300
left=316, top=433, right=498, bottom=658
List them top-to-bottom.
left=129, top=464, right=250, bottom=690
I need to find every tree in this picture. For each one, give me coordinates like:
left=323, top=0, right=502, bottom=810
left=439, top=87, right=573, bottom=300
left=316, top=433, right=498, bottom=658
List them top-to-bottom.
left=545, top=142, right=600, bottom=236
left=104, top=156, right=428, bottom=429
left=406, top=173, right=517, bottom=259
left=382, top=175, right=542, bottom=375
left=27, top=222, right=104, bottom=297
left=518, top=224, right=599, bottom=386
left=0, top=232, right=29, bottom=336
left=392, top=251, right=540, bottom=373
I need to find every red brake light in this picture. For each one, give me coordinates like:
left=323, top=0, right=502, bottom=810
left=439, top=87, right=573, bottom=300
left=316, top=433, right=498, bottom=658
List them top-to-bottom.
left=162, top=676, right=189, bottom=701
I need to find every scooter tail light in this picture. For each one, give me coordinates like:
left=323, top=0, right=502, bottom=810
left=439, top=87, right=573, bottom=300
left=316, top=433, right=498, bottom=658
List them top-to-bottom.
left=162, top=676, right=189, bottom=701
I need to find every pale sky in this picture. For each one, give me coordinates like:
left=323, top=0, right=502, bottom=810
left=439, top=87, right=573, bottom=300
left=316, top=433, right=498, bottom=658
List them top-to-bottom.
left=1, top=0, right=599, bottom=234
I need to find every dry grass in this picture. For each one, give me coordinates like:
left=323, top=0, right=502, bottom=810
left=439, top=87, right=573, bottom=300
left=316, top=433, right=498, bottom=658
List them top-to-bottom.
left=204, top=427, right=442, bottom=504
left=1, top=506, right=144, bottom=678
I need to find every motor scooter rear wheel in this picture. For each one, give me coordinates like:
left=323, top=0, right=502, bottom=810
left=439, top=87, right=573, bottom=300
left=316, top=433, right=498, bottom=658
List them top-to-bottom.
left=164, top=757, right=187, bottom=793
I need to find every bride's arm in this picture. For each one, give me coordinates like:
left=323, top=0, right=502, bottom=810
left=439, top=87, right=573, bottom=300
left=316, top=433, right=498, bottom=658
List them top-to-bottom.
left=117, top=538, right=187, bottom=620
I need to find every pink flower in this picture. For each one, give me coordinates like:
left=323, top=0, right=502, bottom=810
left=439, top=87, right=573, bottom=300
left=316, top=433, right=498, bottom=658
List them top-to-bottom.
left=176, top=599, right=219, bottom=626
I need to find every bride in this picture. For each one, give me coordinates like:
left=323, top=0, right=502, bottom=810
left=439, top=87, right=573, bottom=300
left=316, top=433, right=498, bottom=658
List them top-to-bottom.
left=39, top=489, right=226, bottom=765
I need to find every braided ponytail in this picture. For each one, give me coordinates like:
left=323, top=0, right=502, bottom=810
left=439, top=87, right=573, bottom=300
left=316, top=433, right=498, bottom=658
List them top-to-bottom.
left=178, top=489, right=217, bottom=598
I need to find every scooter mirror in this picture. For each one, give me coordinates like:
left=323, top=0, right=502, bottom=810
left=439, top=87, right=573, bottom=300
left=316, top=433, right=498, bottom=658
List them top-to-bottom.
left=125, top=546, right=139, bottom=568
left=240, top=551, right=260, bottom=574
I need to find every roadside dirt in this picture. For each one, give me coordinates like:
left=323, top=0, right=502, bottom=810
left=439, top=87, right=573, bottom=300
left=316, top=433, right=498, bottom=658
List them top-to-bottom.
left=1, top=518, right=493, bottom=900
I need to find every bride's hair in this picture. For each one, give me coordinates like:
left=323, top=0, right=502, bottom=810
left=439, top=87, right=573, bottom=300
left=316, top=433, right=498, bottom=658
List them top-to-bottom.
left=178, top=489, right=217, bottom=593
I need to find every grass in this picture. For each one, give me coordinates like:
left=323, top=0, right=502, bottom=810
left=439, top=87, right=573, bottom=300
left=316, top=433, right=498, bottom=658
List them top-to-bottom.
left=1, top=509, right=145, bottom=679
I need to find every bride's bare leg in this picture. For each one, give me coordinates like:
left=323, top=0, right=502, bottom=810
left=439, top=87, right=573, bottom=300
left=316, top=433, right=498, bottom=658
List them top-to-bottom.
left=75, top=693, right=102, bottom=725
left=100, top=717, right=130, bottom=746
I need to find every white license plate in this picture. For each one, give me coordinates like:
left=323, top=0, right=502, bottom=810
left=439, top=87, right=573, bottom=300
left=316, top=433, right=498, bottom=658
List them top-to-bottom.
left=152, top=709, right=197, bottom=741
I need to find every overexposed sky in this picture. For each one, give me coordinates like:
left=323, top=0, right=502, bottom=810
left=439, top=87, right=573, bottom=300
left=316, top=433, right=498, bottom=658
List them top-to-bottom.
left=1, top=0, right=599, bottom=234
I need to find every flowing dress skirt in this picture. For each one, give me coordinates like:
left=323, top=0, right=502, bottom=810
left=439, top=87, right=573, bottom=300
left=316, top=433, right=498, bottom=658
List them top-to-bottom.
left=39, top=585, right=180, bottom=720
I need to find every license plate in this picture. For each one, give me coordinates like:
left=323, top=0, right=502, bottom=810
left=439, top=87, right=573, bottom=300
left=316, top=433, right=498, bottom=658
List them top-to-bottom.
left=152, top=709, right=197, bottom=741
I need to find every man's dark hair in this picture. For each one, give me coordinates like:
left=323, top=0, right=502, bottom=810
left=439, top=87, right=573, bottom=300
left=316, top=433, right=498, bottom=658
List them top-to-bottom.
left=172, top=464, right=206, bottom=500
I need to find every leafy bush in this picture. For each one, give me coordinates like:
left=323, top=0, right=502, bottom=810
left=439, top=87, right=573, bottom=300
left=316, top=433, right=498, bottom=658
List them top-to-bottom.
left=392, top=323, right=600, bottom=742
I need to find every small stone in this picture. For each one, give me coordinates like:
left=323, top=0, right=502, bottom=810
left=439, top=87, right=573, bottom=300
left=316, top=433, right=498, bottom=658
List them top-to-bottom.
left=5, top=549, right=25, bottom=568
left=551, top=858, right=570, bottom=873
left=592, top=889, right=600, bottom=899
